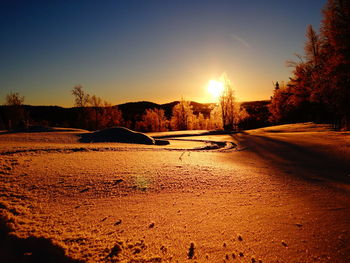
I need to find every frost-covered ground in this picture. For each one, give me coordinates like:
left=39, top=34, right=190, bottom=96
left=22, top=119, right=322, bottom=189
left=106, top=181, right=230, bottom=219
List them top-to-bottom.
left=1, top=123, right=350, bottom=262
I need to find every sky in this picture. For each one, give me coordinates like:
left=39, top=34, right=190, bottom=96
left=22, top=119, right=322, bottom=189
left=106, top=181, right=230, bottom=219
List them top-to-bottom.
left=0, top=0, right=326, bottom=107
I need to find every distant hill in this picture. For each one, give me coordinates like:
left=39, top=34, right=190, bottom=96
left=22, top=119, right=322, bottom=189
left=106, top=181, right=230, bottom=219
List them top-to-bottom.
left=0, top=100, right=270, bottom=130
left=0, top=101, right=216, bottom=130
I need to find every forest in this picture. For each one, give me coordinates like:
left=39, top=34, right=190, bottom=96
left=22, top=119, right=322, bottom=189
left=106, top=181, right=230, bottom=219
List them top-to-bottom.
left=269, top=0, right=350, bottom=130
left=0, top=87, right=268, bottom=132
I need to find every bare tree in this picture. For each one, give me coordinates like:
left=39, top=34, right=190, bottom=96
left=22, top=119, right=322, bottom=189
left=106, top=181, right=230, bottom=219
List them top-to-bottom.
left=219, top=74, right=236, bottom=130
left=70, top=85, right=91, bottom=129
left=70, top=85, right=124, bottom=130
left=71, top=85, right=90, bottom=107
left=3, top=92, right=26, bottom=129
left=5, top=92, right=24, bottom=106
left=171, top=98, right=195, bottom=130
left=208, top=105, right=223, bottom=130
left=136, top=108, right=168, bottom=132
left=193, top=113, right=208, bottom=130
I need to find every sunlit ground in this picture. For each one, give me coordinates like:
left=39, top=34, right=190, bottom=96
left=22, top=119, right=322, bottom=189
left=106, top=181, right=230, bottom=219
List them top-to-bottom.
left=0, top=123, right=350, bottom=262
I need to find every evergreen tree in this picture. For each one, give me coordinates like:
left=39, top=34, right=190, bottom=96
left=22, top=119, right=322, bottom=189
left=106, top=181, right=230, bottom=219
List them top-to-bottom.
left=269, top=0, right=350, bottom=129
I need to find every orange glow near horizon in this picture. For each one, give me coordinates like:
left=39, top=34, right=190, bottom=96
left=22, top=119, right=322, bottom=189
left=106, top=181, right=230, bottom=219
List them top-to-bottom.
left=207, top=79, right=224, bottom=101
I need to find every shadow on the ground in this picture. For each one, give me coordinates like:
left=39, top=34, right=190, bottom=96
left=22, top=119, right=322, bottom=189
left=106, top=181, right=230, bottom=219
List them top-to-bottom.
left=152, top=130, right=236, bottom=139
left=233, top=133, right=350, bottom=185
left=0, top=212, right=82, bottom=263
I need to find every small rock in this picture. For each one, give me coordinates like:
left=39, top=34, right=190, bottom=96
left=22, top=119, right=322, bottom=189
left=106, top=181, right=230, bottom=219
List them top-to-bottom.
left=113, top=179, right=124, bottom=185
left=80, top=187, right=90, bottom=193
left=114, top=219, right=122, bottom=225
left=149, top=222, right=155, bottom=228
left=238, top=235, right=243, bottom=241
left=281, top=241, right=288, bottom=247
left=188, top=242, right=195, bottom=259
left=108, top=243, right=123, bottom=257
left=160, top=245, right=167, bottom=254
left=132, top=248, right=141, bottom=254
left=239, top=252, right=244, bottom=257
left=225, top=254, right=229, bottom=260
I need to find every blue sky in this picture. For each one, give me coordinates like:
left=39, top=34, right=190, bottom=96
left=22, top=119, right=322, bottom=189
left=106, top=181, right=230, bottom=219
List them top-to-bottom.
left=0, top=0, right=326, bottom=106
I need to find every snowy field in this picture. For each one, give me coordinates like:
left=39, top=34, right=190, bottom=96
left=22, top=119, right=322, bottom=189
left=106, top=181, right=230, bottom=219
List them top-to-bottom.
left=1, top=123, right=350, bottom=262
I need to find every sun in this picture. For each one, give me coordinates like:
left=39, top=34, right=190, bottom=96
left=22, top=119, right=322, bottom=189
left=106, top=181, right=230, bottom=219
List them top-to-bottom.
left=207, top=79, right=224, bottom=100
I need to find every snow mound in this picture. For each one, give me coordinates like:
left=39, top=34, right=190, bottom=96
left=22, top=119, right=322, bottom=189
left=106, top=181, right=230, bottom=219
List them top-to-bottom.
left=79, top=127, right=156, bottom=145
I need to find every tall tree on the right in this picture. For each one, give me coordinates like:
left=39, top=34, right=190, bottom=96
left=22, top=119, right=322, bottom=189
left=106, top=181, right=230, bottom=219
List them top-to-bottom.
left=321, top=0, right=350, bottom=129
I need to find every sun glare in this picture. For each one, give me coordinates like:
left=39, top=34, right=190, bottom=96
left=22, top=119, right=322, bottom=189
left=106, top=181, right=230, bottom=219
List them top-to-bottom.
left=207, top=80, right=224, bottom=100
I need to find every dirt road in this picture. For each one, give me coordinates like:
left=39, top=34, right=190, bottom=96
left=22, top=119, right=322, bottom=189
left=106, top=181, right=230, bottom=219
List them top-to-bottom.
left=0, top=124, right=349, bottom=262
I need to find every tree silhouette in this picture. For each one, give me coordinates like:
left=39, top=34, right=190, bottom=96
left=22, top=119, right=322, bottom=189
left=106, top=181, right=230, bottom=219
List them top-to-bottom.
left=269, top=0, right=350, bottom=129
left=321, top=0, right=350, bottom=129
left=269, top=82, right=294, bottom=123
left=71, top=85, right=90, bottom=108
left=71, top=85, right=91, bottom=129
left=70, top=86, right=124, bottom=130
left=3, top=92, right=27, bottom=130
left=5, top=92, right=24, bottom=106
left=89, top=95, right=103, bottom=130
left=100, top=101, right=124, bottom=129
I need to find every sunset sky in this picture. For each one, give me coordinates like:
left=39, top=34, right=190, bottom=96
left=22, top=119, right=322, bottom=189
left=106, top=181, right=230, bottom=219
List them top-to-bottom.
left=1, top=0, right=325, bottom=107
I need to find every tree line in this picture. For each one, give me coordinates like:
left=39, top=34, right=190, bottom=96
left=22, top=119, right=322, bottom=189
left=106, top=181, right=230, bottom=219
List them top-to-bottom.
left=269, top=0, right=350, bottom=130
left=0, top=77, right=254, bottom=132
left=70, top=79, right=249, bottom=132
left=70, top=85, right=124, bottom=130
